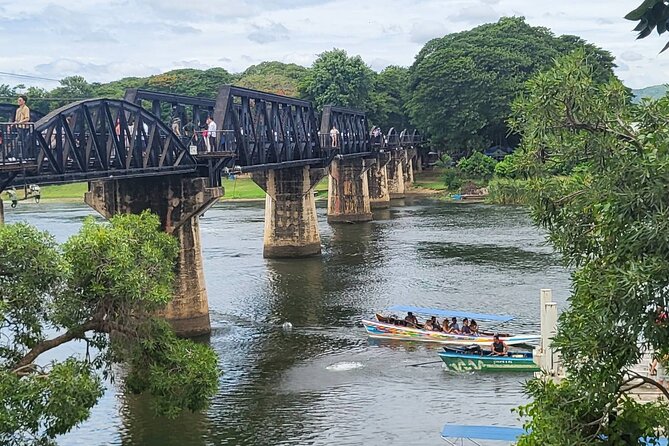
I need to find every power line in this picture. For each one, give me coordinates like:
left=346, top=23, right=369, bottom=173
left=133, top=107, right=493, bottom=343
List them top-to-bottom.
left=0, top=71, right=61, bottom=83
left=0, top=96, right=95, bottom=101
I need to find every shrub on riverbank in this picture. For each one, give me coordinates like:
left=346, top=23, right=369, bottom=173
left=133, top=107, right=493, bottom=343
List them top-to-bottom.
left=487, top=178, right=531, bottom=205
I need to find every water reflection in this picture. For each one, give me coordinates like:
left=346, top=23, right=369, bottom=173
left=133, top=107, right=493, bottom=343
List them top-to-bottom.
left=3, top=199, right=571, bottom=446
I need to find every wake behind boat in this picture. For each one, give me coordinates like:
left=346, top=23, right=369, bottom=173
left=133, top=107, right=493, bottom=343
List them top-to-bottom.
left=361, top=305, right=539, bottom=346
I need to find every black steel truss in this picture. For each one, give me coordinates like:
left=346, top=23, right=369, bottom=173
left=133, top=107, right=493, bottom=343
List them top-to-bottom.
left=212, top=85, right=325, bottom=166
left=0, top=99, right=195, bottom=191
left=0, top=103, right=45, bottom=123
left=320, top=105, right=370, bottom=155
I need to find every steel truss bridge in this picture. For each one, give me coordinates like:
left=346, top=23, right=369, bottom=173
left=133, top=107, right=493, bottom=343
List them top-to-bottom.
left=0, top=86, right=423, bottom=192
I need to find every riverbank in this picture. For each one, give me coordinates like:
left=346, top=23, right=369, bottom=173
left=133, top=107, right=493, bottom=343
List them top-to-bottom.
left=4, top=171, right=447, bottom=203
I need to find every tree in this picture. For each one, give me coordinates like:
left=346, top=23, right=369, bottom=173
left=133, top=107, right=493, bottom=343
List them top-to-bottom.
left=626, top=1, right=669, bottom=52
left=407, top=17, right=616, bottom=157
left=300, top=48, right=375, bottom=110
left=510, top=50, right=669, bottom=444
left=237, top=61, right=308, bottom=97
left=368, top=65, right=411, bottom=132
left=145, top=68, right=233, bottom=98
left=0, top=212, right=219, bottom=445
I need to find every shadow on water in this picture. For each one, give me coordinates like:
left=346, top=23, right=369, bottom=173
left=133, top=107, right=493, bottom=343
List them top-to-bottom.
left=29, top=198, right=571, bottom=446
left=417, top=241, right=560, bottom=270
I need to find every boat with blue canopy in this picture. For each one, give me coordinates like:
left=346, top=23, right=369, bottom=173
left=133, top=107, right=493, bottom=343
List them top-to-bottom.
left=362, top=305, right=539, bottom=346
left=385, top=305, right=514, bottom=323
left=440, top=424, right=669, bottom=445
left=441, top=425, right=525, bottom=444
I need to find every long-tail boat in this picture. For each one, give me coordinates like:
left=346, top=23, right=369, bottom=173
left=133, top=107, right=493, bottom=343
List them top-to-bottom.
left=361, top=305, right=539, bottom=346
left=439, top=346, right=540, bottom=372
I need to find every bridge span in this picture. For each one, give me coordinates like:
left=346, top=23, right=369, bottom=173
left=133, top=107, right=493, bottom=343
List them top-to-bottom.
left=0, top=85, right=425, bottom=336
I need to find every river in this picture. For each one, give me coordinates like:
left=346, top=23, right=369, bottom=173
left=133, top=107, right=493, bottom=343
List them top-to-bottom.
left=4, top=198, right=571, bottom=446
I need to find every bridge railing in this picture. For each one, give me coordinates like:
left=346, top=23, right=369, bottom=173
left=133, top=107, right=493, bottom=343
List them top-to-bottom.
left=0, top=122, right=37, bottom=167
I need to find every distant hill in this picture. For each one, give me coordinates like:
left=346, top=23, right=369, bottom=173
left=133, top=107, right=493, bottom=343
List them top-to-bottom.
left=632, top=84, right=668, bottom=103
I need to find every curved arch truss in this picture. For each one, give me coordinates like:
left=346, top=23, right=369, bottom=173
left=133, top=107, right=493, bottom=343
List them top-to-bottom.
left=1, top=99, right=195, bottom=188
left=0, top=103, right=45, bottom=123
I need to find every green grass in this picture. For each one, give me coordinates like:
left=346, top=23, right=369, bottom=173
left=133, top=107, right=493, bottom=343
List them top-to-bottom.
left=413, top=170, right=447, bottom=191
left=221, top=176, right=329, bottom=200
left=32, top=177, right=330, bottom=202
left=40, top=183, right=87, bottom=200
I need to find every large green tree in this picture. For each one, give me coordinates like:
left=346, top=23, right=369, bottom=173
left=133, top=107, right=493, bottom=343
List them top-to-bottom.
left=626, top=0, right=669, bottom=51
left=407, top=17, right=616, bottom=158
left=300, top=48, right=375, bottom=111
left=511, top=50, right=669, bottom=444
left=237, top=61, right=308, bottom=97
left=368, top=65, right=411, bottom=132
left=0, top=212, right=219, bottom=445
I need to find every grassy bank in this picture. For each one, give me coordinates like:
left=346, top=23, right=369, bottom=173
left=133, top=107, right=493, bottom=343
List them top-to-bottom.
left=412, top=169, right=448, bottom=192
left=25, top=171, right=443, bottom=202
left=31, top=176, right=331, bottom=202
left=486, top=178, right=531, bottom=205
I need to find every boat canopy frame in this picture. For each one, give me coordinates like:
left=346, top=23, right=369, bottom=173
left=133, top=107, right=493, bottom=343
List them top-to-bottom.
left=386, top=305, right=514, bottom=323
left=440, top=424, right=668, bottom=446
left=440, top=425, right=525, bottom=445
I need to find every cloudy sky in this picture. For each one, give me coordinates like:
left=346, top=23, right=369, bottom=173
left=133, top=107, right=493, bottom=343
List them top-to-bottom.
left=0, top=0, right=666, bottom=90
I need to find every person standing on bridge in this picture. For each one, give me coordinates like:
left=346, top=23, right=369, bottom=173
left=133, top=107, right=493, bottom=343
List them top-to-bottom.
left=12, top=95, right=31, bottom=161
left=206, top=116, right=217, bottom=152
left=330, top=125, right=340, bottom=148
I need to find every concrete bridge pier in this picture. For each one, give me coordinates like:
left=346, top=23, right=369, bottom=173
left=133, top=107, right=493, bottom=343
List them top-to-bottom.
left=403, top=149, right=415, bottom=186
left=387, top=151, right=406, bottom=199
left=415, top=151, right=423, bottom=172
left=367, top=153, right=391, bottom=209
left=327, top=157, right=373, bottom=223
left=252, top=166, right=325, bottom=258
left=85, top=176, right=223, bottom=337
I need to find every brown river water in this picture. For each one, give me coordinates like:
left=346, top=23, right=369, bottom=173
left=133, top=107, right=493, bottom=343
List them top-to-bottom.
left=4, top=198, right=571, bottom=446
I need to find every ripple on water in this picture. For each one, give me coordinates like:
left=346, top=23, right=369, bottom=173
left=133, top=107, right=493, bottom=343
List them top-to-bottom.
left=5, top=198, right=570, bottom=446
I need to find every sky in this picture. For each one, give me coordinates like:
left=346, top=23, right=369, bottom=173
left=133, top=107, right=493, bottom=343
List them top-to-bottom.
left=0, top=0, right=666, bottom=90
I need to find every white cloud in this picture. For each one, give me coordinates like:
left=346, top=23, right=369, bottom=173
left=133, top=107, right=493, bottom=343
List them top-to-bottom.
left=0, top=0, right=667, bottom=89
left=248, top=22, right=291, bottom=44
left=620, top=50, right=644, bottom=62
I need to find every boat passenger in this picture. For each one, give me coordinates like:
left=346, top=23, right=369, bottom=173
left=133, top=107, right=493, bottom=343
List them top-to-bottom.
left=404, top=312, right=418, bottom=327
left=430, top=316, right=442, bottom=332
left=449, top=317, right=460, bottom=333
left=461, top=318, right=472, bottom=335
left=424, top=319, right=434, bottom=331
left=442, top=319, right=450, bottom=332
left=470, top=319, right=479, bottom=335
left=491, top=334, right=508, bottom=356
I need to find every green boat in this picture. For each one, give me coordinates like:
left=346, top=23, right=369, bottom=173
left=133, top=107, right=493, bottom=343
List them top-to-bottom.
left=439, top=346, right=540, bottom=372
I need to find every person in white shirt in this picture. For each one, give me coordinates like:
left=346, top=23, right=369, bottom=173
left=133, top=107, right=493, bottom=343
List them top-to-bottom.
left=206, top=116, right=217, bottom=152
left=329, top=125, right=340, bottom=148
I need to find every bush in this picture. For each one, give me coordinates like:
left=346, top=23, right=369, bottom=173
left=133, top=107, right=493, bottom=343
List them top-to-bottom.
left=457, top=152, right=497, bottom=179
left=435, top=153, right=454, bottom=168
left=494, top=155, right=517, bottom=178
left=442, top=167, right=462, bottom=190
left=487, top=178, right=531, bottom=204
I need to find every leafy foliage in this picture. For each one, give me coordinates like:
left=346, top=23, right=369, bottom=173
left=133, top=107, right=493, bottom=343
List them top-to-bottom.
left=626, top=0, right=669, bottom=52
left=407, top=17, right=616, bottom=156
left=300, top=48, right=375, bottom=110
left=511, top=50, right=669, bottom=444
left=237, top=61, right=308, bottom=97
left=368, top=66, right=411, bottom=131
left=456, top=151, right=497, bottom=179
left=0, top=213, right=219, bottom=445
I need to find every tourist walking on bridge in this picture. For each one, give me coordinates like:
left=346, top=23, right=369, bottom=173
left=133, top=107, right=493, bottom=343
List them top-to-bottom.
left=12, top=95, right=31, bottom=161
left=206, top=116, right=217, bottom=152
left=330, top=125, right=340, bottom=148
